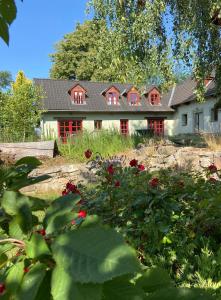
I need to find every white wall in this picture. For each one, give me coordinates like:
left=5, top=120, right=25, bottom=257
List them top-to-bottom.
left=168, top=98, right=221, bottom=136
left=41, top=113, right=153, bottom=138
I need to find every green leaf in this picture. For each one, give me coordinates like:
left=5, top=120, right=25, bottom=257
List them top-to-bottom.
left=0, top=0, right=17, bottom=25
left=0, top=17, right=9, bottom=45
left=15, top=156, right=42, bottom=168
left=1, top=191, right=18, bottom=215
left=17, top=202, right=33, bottom=234
left=9, top=217, right=24, bottom=239
left=52, top=226, right=141, bottom=283
left=26, top=233, right=51, bottom=259
left=6, top=261, right=24, bottom=296
left=16, top=262, right=47, bottom=300
left=51, top=266, right=102, bottom=300
left=136, top=268, right=172, bottom=293
left=35, top=270, right=52, bottom=300
left=103, top=275, right=145, bottom=300
left=145, top=287, right=214, bottom=300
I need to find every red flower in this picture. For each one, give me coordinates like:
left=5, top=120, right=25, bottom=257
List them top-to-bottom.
left=84, top=149, right=92, bottom=159
left=130, top=159, right=138, bottom=167
left=107, top=164, right=114, bottom=175
left=138, top=164, right=145, bottom=171
left=208, top=164, right=217, bottom=173
left=149, top=177, right=159, bottom=188
left=209, top=177, right=217, bottom=183
left=115, top=181, right=120, bottom=187
left=66, top=182, right=80, bottom=194
left=62, top=189, right=68, bottom=196
left=78, top=210, right=87, bottom=218
left=37, top=229, right=46, bottom=236
left=24, top=267, right=29, bottom=273
left=0, top=283, right=6, bottom=295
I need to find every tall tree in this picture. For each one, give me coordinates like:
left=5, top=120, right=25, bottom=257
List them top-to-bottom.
left=89, top=0, right=221, bottom=99
left=0, top=71, right=12, bottom=90
left=2, top=71, right=44, bottom=141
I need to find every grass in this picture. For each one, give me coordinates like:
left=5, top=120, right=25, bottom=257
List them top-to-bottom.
left=57, top=130, right=146, bottom=162
left=202, top=133, right=221, bottom=151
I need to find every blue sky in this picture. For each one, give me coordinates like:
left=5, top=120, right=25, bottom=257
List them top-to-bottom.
left=0, top=0, right=89, bottom=80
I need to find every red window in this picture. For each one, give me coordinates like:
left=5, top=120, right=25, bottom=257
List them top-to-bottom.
left=72, top=91, right=84, bottom=104
left=107, top=92, right=118, bottom=105
left=129, top=93, right=139, bottom=105
left=150, top=93, right=160, bottom=105
left=148, top=119, right=164, bottom=136
left=58, top=120, right=82, bottom=142
left=94, top=120, right=102, bottom=130
left=120, top=120, right=129, bottom=135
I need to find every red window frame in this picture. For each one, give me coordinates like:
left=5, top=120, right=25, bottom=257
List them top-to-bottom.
left=72, top=91, right=85, bottom=104
left=107, top=92, right=119, bottom=105
left=128, top=93, right=139, bottom=105
left=150, top=93, right=160, bottom=105
left=120, top=119, right=129, bottom=135
left=148, top=119, right=164, bottom=136
left=58, top=120, right=82, bottom=142
left=94, top=120, right=102, bottom=130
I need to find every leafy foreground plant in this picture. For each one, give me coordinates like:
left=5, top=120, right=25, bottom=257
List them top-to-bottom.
left=0, top=157, right=214, bottom=299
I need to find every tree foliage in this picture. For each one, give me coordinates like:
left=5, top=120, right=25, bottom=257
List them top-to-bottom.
left=88, top=0, right=221, bottom=98
left=0, top=71, right=44, bottom=141
left=0, top=71, right=12, bottom=90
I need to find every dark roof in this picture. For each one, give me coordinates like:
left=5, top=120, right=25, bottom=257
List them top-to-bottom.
left=169, top=78, right=216, bottom=107
left=34, top=79, right=174, bottom=113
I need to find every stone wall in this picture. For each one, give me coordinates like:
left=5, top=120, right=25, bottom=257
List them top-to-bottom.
left=21, top=145, right=221, bottom=196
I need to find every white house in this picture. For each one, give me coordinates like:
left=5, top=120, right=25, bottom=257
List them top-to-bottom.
left=34, top=75, right=220, bottom=141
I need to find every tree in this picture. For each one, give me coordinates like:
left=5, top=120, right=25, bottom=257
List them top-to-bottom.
left=88, top=0, right=221, bottom=99
left=50, top=20, right=107, bottom=80
left=0, top=71, right=12, bottom=89
left=2, top=71, right=44, bottom=141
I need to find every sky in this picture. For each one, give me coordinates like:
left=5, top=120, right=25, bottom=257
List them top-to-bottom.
left=0, top=0, right=89, bottom=80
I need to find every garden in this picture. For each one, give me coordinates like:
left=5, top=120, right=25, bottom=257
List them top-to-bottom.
left=0, top=151, right=220, bottom=299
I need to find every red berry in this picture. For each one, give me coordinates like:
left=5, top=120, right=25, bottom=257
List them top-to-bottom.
left=84, top=149, right=92, bottom=159
left=130, top=159, right=138, bottom=167
left=107, top=164, right=114, bottom=175
left=138, top=164, right=145, bottom=171
left=208, top=164, right=217, bottom=173
left=149, top=177, right=159, bottom=188
left=115, top=181, right=120, bottom=187
left=78, top=210, right=87, bottom=218
left=71, top=219, right=76, bottom=225
left=37, top=229, right=46, bottom=236
left=24, top=267, right=29, bottom=273
left=0, top=283, right=6, bottom=295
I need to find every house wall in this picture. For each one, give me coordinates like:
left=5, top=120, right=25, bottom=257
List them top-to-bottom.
left=167, top=97, right=221, bottom=136
left=41, top=113, right=171, bottom=138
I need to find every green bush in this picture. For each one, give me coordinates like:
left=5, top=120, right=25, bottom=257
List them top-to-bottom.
left=0, top=156, right=214, bottom=299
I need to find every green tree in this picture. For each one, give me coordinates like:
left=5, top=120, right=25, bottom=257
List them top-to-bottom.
left=89, top=0, right=221, bottom=98
left=0, top=70, right=12, bottom=89
left=2, top=71, right=44, bottom=141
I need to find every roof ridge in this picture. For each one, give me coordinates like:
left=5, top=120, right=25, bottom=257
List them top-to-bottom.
left=34, top=78, right=133, bottom=85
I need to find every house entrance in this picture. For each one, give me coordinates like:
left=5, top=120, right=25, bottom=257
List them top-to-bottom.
left=194, top=112, right=204, bottom=133
left=147, top=119, right=164, bottom=136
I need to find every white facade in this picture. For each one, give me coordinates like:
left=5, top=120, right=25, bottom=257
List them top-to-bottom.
left=168, top=97, right=221, bottom=136
left=41, top=98, right=221, bottom=138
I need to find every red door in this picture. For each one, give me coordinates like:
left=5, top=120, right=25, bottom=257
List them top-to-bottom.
left=148, top=119, right=164, bottom=136
left=58, top=120, right=82, bottom=142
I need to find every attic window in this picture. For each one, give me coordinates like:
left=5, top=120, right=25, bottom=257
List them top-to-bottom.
left=69, top=84, right=86, bottom=105
left=107, top=92, right=118, bottom=105
left=129, top=93, right=139, bottom=105
left=150, top=93, right=160, bottom=105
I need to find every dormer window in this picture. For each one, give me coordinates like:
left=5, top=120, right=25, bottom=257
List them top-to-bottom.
left=68, top=84, right=86, bottom=105
left=107, top=92, right=118, bottom=105
left=129, top=93, right=139, bottom=105
left=150, top=93, right=160, bottom=105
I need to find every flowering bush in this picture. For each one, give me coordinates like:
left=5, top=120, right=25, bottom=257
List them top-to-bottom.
left=0, top=156, right=216, bottom=299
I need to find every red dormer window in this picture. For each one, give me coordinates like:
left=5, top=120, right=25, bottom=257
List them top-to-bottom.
left=69, top=84, right=86, bottom=105
left=148, top=88, right=160, bottom=105
left=107, top=92, right=118, bottom=105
